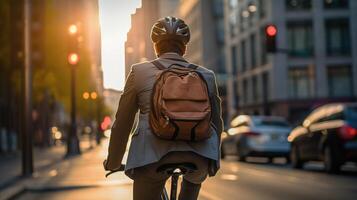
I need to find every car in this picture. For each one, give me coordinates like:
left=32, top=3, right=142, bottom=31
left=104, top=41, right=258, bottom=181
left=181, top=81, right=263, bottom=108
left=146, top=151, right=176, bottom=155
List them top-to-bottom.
left=288, top=103, right=357, bottom=173
left=221, top=115, right=292, bottom=163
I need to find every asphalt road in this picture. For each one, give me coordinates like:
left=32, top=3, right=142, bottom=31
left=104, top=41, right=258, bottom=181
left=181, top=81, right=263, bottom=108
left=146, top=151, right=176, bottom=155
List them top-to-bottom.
left=13, top=145, right=357, bottom=200
left=199, top=157, right=357, bottom=200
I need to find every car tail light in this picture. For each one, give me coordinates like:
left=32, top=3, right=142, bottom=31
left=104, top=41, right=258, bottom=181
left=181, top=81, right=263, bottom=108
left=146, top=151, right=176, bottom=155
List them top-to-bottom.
left=339, top=125, right=357, bottom=140
left=244, top=131, right=261, bottom=137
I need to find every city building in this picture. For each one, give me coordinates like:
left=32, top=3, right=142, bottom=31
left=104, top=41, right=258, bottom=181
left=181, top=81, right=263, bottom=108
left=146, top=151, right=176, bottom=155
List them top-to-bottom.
left=82, top=0, right=103, bottom=95
left=125, top=0, right=180, bottom=77
left=178, top=0, right=228, bottom=123
left=224, top=0, right=357, bottom=124
left=103, top=89, right=122, bottom=121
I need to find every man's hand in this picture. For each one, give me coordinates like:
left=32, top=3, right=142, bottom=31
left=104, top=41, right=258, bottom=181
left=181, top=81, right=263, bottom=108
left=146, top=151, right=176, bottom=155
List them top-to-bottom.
left=103, top=160, right=125, bottom=177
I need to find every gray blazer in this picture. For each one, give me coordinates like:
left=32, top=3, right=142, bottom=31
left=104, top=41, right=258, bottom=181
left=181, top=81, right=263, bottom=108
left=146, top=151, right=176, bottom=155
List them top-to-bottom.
left=105, top=53, right=224, bottom=176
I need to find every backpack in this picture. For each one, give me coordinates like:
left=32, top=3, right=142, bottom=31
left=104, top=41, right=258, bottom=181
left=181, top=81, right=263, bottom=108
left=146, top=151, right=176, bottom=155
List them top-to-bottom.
left=149, top=60, right=212, bottom=142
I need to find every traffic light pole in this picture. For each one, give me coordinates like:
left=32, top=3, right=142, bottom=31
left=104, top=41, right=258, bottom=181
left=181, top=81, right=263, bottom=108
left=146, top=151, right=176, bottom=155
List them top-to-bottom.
left=22, top=0, right=34, bottom=177
left=66, top=64, right=81, bottom=156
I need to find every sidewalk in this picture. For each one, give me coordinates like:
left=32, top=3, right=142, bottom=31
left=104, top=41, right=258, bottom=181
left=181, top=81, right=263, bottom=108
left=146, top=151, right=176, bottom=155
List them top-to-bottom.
left=1, top=139, right=133, bottom=200
left=0, top=144, right=65, bottom=190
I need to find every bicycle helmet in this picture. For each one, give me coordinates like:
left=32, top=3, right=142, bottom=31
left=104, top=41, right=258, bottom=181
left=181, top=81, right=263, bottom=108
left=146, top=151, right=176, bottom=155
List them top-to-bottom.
left=151, top=16, right=190, bottom=45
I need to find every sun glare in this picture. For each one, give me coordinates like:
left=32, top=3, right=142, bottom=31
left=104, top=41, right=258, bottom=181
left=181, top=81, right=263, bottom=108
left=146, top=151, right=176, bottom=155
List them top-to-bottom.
left=99, top=0, right=141, bottom=91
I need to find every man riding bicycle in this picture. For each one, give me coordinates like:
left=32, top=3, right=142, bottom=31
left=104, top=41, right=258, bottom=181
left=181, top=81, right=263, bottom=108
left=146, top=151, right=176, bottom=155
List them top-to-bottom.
left=104, top=16, right=223, bottom=200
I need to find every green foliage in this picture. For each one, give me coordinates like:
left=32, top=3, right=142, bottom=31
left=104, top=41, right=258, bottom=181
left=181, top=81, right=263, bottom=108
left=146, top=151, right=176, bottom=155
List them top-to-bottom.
left=42, top=1, right=97, bottom=118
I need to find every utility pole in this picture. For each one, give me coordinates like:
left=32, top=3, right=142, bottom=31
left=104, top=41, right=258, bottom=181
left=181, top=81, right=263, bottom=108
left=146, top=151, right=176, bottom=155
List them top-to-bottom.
left=22, top=0, right=34, bottom=176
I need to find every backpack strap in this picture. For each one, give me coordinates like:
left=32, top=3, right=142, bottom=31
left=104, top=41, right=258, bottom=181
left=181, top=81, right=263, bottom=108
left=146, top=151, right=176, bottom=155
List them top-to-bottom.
left=151, top=60, right=167, bottom=70
left=188, top=64, right=198, bottom=70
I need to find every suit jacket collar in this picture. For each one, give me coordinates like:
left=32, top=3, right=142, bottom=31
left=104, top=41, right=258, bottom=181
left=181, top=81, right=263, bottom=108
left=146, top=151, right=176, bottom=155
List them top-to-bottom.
left=159, top=53, right=187, bottom=62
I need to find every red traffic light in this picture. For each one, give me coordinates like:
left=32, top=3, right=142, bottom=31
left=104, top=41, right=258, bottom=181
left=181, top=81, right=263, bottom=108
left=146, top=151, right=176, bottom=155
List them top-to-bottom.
left=266, top=25, right=277, bottom=37
left=68, top=53, right=79, bottom=65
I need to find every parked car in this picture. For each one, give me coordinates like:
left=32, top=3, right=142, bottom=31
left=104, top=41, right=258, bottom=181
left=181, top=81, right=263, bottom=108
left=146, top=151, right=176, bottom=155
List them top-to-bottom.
left=288, top=103, right=357, bottom=173
left=221, top=115, right=292, bottom=162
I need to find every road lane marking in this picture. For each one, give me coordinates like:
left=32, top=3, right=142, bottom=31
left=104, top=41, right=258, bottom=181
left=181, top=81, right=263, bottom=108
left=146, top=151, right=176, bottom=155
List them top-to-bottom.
left=220, top=174, right=239, bottom=181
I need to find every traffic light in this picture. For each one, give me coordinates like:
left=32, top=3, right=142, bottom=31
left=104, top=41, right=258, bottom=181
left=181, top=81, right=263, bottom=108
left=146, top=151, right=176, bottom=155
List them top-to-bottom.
left=68, top=24, right=80, bottom=66
left=265, top=25, right=277, bottom=53
left=68, top=53, right=79, bottom=65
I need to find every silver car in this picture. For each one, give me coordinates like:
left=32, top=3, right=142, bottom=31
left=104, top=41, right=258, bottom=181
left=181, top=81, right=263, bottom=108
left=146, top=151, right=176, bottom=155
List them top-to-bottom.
left=221, top=115, right=292, bottom=162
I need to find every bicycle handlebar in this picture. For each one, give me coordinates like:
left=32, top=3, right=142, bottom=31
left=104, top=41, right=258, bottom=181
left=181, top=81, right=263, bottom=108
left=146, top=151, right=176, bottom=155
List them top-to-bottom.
left=103, top=160, right=125, bottom=177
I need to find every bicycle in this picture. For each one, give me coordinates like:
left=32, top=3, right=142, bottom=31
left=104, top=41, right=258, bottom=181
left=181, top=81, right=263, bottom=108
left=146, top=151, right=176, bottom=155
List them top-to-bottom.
left=105, top=162, right=197, bottom=200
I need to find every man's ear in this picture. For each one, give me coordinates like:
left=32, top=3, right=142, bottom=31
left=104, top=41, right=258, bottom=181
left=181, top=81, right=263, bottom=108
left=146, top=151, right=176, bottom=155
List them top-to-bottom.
left=182, top=45, right=187, bottom=56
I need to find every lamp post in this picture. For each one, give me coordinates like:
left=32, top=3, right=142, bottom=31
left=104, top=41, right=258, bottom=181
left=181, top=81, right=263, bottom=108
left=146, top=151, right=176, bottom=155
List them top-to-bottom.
left=22, top=0, right=34, bottom=176
left=66, top=24, right=81, bottom=156
left=82, top=91, right=96, bottom=149
left=82, top=91, right=101, bottom=145
left=92, top=92, right=102, bottom=145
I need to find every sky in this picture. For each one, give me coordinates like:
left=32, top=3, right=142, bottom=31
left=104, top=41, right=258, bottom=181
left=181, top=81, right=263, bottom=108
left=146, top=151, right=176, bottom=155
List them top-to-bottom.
left=99, top=0, right=141, bottom=91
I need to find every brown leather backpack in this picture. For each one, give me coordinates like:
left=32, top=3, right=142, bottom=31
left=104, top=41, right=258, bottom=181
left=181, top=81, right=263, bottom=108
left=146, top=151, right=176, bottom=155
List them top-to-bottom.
left=149, top=60, right=212, bottom=141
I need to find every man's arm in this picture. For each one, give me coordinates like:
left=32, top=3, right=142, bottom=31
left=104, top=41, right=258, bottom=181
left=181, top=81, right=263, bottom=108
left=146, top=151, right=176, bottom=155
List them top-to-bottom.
left=104, top=67, right=138, bottom=171
left=210, top=73, right=224, bottom=136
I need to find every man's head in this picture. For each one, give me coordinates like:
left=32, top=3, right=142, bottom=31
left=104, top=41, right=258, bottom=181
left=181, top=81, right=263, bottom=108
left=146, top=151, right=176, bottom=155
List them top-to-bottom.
left=150, top=16, right=190, bottom=57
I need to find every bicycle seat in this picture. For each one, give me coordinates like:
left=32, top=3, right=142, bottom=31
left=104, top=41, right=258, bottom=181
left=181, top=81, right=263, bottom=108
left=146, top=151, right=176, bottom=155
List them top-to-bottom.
left=156, top=162, right=197, bottom=175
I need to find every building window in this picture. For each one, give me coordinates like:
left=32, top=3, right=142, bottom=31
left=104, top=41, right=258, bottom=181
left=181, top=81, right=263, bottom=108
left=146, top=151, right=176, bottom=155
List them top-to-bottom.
left=258, top=0, right=266, bottom=18
left=286, top=0, right=312, bottom=10
left=324, top=0, right=348, bottom=9
left=248, top=2, right=256, bottom=26
left=239, top=9, right=247, bottom=32
left=229, top=12, right=238, bottom=37
left=325, top=19, right=350, bottom=56
left=287, top=21, right=313, bottom=57
left=260, top=28, right=267, bottom=65
left=250, top=34, right=256, bottom=68
left=241, top=40, right=247, bottom=71
left=231, top=45, right=238, bottom=74
left=217, top=53, right=226, bottom=74
left=327, top=65, right=353, bottom=97
left=288, top=67, right=313, bottom=98
left=262, top=72, right=271, bottom=115
left=252, top=76, right=258, bottom=102
left=243, top=79, right=248, bottom=104
left=233, top=80, right=239, bottom=108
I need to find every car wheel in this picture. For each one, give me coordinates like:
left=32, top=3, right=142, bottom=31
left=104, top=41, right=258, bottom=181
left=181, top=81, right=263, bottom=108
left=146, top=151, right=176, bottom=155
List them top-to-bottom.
left=236, top=143, right=246, bottom=162
left=291, top=144, right=303, bottom=169
left=324, top=145, right=340, bottom=174
left=285, top=156, right=291, bottom=164
left=267, top=157, right=273, bottom=163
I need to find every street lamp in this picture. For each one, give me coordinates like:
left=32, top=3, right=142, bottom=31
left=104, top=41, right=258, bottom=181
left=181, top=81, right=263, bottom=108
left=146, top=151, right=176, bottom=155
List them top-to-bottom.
left=66, top=23, right=81, bottom=156
left=68, top=24, right=78, bottom=35
left=82, top=92, right=90, bottom=100
left=90, top=92, right=97, bottom=100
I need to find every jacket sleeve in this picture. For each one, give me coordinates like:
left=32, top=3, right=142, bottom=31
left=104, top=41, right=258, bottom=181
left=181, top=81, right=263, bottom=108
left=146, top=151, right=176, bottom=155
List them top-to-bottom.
left=105, top=67, right=138, bottom=171
left=210, top=73, right=224, bottom=137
